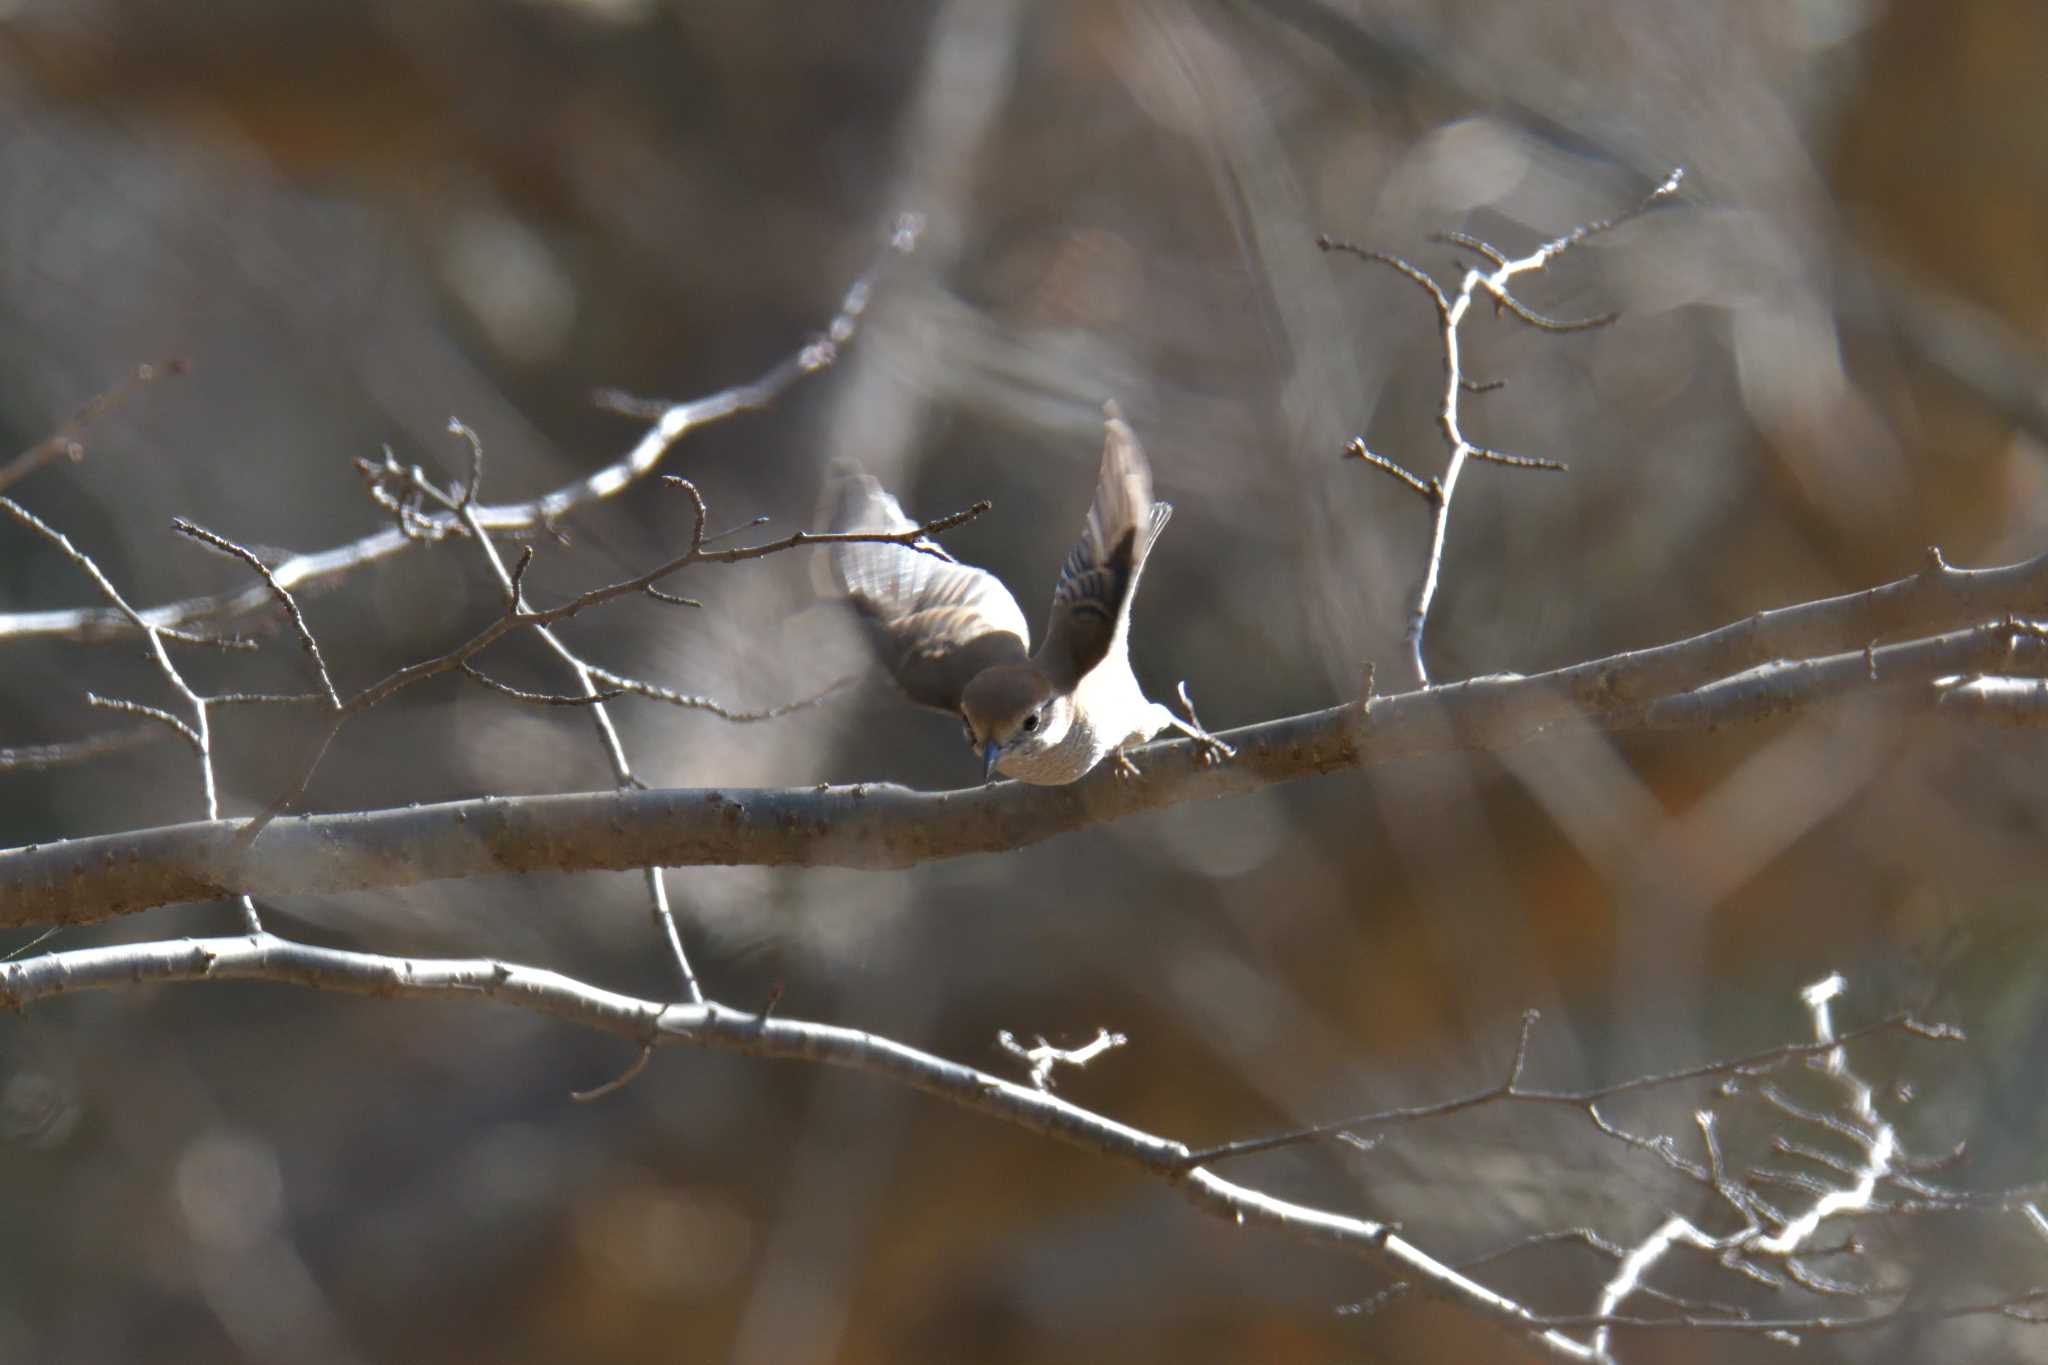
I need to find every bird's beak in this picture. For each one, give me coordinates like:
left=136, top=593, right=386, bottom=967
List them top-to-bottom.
left=981, top=741, right=1001, bottom=784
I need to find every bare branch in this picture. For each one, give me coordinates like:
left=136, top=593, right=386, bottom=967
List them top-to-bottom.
left=1323, top=173, right=1681, bottom=684
left=0, top=225, right=919, bottom=646
left=1433, top=233, right=1619, bottom=331
left=1315, top=236, right=1451, bottom=315
left=1489, top=293, right=1619, bottom=333
left=1342, top=436, right=1439, bottom=503
left=441, top=437, right=705, bottom=1005
left=1471, top=445, right=1569, bottom=472
left=661, top=474, right=990, bottom=564
left=226, top=480, right=989, bottom=842
left=2, top=495, right=260, bottom=932
left=702, top=513, right=773, bottom=545
left=172, top=518, right=340, bottom=709
left=14, top=537, right=2048, bottom=924
left=1640, top=616, right=2048, bottom=729
left=458, top=664, right=627, bottom=707
left=581, top=665, right=858, bottom=721
left=207, top=691, right=330, bottom=707
left=84, top=694, right=200, bottom=750
left=0, top=930, right=1598, bottom=1358
left=0, top=934, right=2034, bottom=1356
left=1180, top=1006, right=1949, bottom=1169
left=996, top=1027, right=1128, bottom=1091
left=570, top=1042, right=654, bottom=1103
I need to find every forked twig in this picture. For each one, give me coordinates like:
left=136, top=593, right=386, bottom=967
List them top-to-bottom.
left=1322, top=170, right=1683, bottom=684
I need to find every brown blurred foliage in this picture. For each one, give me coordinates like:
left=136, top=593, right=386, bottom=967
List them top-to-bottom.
left=2, top=0, right=2047, bottom=1361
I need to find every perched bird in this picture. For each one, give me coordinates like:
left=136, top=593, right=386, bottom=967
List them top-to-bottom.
left=821, top=405, right=1232, bottom=785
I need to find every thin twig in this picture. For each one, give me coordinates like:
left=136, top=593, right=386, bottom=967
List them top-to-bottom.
left=437, top=429, right=707, bottom=1006
left=1343, top=437, right=1439, bottom=503
left=1471, top=446, right=1568, bottom=472
left=660, top=475, right=990, bottom=564
left=230, top=480, right=990, bottom=845
left=2, top=495, right=261, bottom=933
left=172, top=518, right=340, bottom=709
left=458, top=664, right=627, bottom=707
left=581, top=666, right=859, bottom=720
left=207, top=691, right=330, bottom=707
left=84, top=694, right=200, bottom=750
left=0, top=926, right=61, bottom=962
left=1179, top=1006, right=1950, bottom=1169
left=995, top=1027, right=1127, bottom=1091
left=570, top=1042, right=654, bottom=1102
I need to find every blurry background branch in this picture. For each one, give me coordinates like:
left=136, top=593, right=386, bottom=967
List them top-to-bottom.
left=0, top=359, right=184, bottom=496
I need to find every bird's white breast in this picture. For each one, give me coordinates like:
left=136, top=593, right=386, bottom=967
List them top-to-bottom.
left=995, top=655, right=1172, bottom=785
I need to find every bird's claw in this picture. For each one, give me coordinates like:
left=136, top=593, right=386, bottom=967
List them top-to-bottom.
left=1171, top=680, right=1233, bottom=767
left=1110, top=749, right=1144, bottom=780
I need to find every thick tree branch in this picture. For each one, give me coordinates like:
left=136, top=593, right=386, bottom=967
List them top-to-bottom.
left=6, top=543, right=2047, bottom=924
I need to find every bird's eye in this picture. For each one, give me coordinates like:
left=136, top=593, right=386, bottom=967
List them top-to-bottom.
left=1022, top=711, right=1041, bottom=733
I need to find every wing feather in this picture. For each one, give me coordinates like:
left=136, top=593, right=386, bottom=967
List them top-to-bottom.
left=1036, top=406, right=1170, bottom=689
left=820, top=464, right=1029, bottom=714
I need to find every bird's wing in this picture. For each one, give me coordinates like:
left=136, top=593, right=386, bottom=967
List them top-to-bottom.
left=1036, top=405, right=1172, bottom=690
left=820, top=463, right=1030, bottom=715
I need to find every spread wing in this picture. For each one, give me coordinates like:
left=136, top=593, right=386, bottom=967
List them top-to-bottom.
left=1036, top=405, right=1172, bottom=689
left=819, top=462, right=1030, bottom=714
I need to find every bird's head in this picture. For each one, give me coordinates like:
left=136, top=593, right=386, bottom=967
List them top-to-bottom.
left=960, top=665, right=1072, bottom=782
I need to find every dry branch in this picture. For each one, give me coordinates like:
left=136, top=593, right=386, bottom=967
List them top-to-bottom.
left=1321, top=173, right=1682, bottom=685
left=442, top=418, right=704, bottom=1000
left=224, top=476, right=990, bottom=841
left=8, top=538, right=2048, bottom=924
left=0, top=930, right=1595, bottom=1358
left=1, top=936, right=2031, bottom=1357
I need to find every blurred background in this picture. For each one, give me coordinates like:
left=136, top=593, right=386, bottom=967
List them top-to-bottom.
left=2, top=0, right=2047, bottom=1360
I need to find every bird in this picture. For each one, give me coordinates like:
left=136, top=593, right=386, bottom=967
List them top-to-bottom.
left=820, top=404, right=1233, bottom=785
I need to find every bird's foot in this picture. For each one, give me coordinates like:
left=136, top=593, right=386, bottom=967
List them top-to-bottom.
left=1170, top=680, right=1235, bottom=766
left=1109, top=747, right=1145, bottom=780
